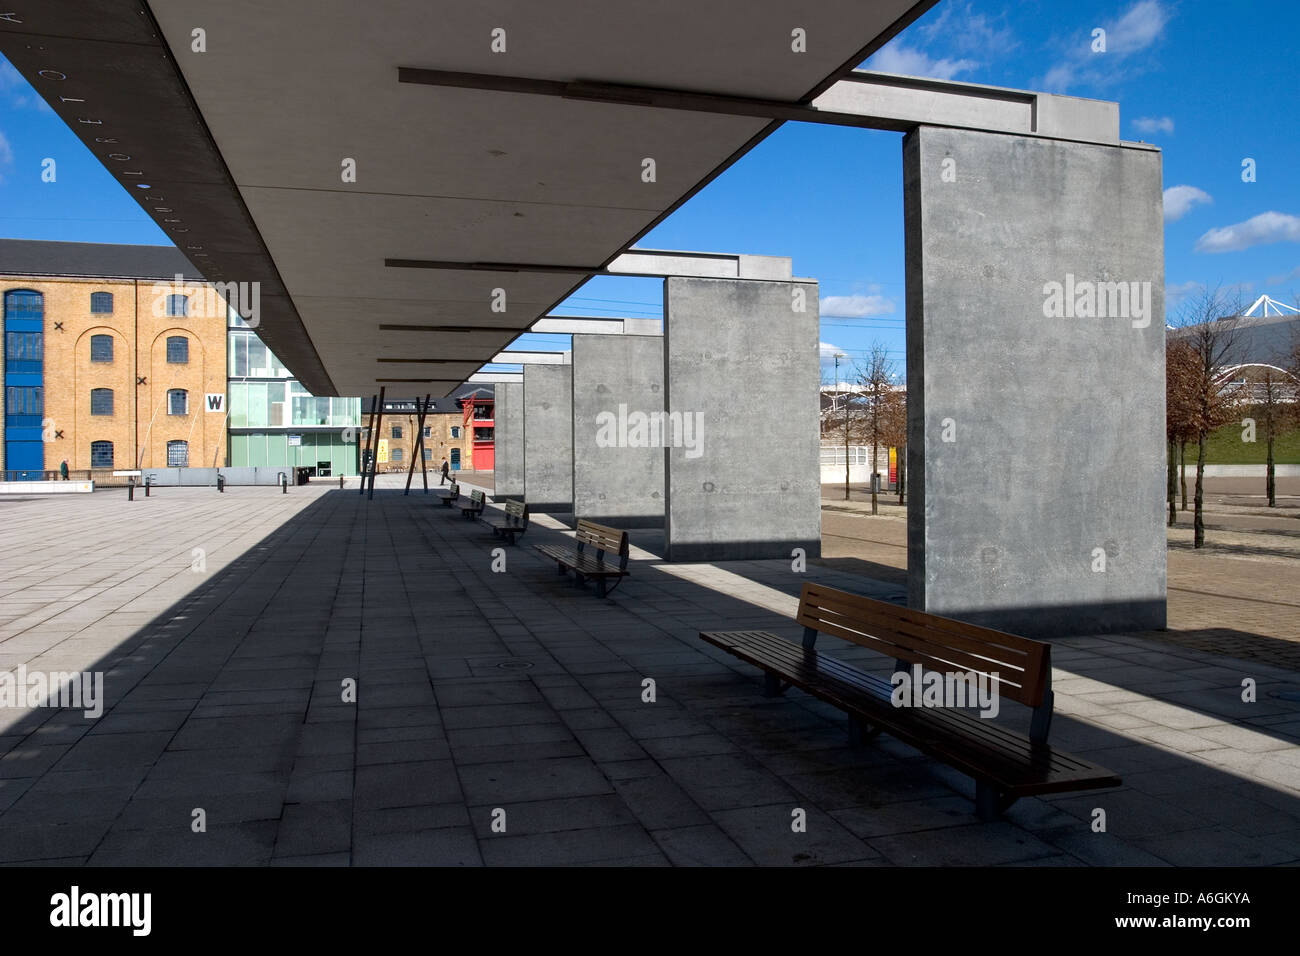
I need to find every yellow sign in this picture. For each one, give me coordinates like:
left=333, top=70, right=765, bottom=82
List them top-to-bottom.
left=377, top=439, right=389, bottom=464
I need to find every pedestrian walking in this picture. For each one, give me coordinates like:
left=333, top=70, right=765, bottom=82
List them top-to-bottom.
left=440, top=458, right=450, bottom=485
left=60, top=460, right=69, bottom=480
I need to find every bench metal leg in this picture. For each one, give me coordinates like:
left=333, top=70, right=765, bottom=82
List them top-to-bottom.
left=556, top=563, right=567, bottom=575
left=597, top=578, right=608, bottom=598
left=762, top=673, right=792, bottom=698
left=848, top=716, right=883, bottom=746
left=974, top=782, right=1018, bottom=821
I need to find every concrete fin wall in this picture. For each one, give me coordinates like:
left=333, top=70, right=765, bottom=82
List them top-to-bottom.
left=904, top=125, right=1166, bottom=637
left=664, top=276, right=822, bottom=561
left=572, top=333, right=665, bottom=526
left=523, top=365, right=573, bottom=511
left=493, top=382, right=524, bottom=499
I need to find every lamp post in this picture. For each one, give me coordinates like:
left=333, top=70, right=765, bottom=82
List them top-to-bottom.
left=836, top=353, right=849, bottom=501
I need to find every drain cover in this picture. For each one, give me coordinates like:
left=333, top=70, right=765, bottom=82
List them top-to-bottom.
left=496, top=659, right=534, bottom=671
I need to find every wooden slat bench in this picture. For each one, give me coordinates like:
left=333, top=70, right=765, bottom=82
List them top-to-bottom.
left=433, top=481, right=459, bottom=507
left=461, top=488, right=485, bottom=519
left=484, top=499, right=529, bottom=545
left=534, top=519, right=629, bottom=598
left=700, top=582, right=1120, bottom=820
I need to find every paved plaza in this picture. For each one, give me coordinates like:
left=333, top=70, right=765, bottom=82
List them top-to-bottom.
left=1, top=480, right=1299, bottom=865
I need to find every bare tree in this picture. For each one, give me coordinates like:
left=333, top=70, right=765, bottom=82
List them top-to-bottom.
left=1170, top=286, right=1246, bottom=548
left=1165, top=340, right=1199, bottom=526
left=855, top=343, right=899, bottom=515
left=820, top=357, right=867, bottom=501
left=1241, top=365, right=1298, bottom=507
left=877, top=379, right=907, bottom=504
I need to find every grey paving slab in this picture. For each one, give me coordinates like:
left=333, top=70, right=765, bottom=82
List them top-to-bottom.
left=2, top=483, right=1298, bottom=865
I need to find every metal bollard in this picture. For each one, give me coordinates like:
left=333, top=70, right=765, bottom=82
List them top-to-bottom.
left=279, top=472, right=288, bottom=494
left=217, top=474, right=225, bottom=493
left=339, top=475, right=344, bottom=489
left=144, top=476, right=152, bottom=497
left=127, top=477, right=135, bottom=501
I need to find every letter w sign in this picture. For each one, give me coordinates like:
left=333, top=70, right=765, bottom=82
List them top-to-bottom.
left=205, top=393, right=225, bottom=412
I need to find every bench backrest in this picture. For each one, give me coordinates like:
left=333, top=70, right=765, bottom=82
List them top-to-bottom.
left=447, top=482, right=459, bottom=496
left=469, top=489, right=484, bottom=507
left=504, top=499, right=529, bottom=527
left=575, top=519, right=629, bottom=570
left=796, top=582, right=1051, bottom=709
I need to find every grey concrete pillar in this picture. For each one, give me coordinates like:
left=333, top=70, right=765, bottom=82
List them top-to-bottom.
left=904, top=125, right=1166, bottom=637
left=663, top=276, right=822, bottom=561
left=572, top=332, right=665, bottom=527
left=523, top=364, right=573, bottom=512
left=493, top=382, right=524, bottom=499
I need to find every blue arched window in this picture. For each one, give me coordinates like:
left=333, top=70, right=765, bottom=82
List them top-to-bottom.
left=90, top=291, right=114, bottom=314
left=166, top=295, right=189, bottom=317
left=90, top=334, right=114, bottom=363
left=166, top=335, right=189, bottom=363
left=90, top=388, right=114, bottom=416
left=168, top=389, right=188, bottom=415
left=166, top=440, right=189, bottom=467
left=90, top=441, right=114, bottom=469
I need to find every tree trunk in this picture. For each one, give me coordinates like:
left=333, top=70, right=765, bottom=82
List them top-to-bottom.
left=843, top=430, right=850, bottom=502
left=1194, top=433, right=1207, bottom=548
left=1267, top=435, right=1276, bottom=507
left=870, top=439, right=878, bottom=515
left=1179, top=440, right=1188, bottom=511
left=1167, top=441, right=1177, bottom=526
left=898, top=444, right=906, bottom=504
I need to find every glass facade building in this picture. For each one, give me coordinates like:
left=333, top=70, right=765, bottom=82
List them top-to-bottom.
left=226, top=311, right=361, bottom=475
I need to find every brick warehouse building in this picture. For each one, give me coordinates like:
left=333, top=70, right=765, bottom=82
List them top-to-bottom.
left=2, top=239, right=227, bottom=475
left=362, top=384, right=493, bottom=476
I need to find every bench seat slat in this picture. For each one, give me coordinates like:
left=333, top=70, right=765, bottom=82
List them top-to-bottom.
left=535, top=544, right=625, bottom=577
left=799, top=589, right=1047, bottom=706
left=701, top=628, right=1120, bottom=795
left=719, top=633, right=1093, bottom=775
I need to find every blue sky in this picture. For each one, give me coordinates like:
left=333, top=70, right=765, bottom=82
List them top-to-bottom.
left=3, top=0, right=1298, bottom=387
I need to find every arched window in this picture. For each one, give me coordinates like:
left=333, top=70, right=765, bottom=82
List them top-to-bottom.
left=90, top=292, right=114, bottom=314
left=166, top=295, right=189, bottom=317
left=90, top=334, right=114, bottom=363
left=166, top=335, right=189, bottom=363
left=90, top=388, right=114, bottom=416
left=168, top=388, right=188, bottom=415
left=90, top=440, right=114, bottom=469
left=166, top=440, right=189, bottom=467
left=391, top=447, right=403, bottom=463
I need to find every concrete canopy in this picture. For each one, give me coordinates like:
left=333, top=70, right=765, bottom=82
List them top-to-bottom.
left=0, top=0, right=935, bottom=397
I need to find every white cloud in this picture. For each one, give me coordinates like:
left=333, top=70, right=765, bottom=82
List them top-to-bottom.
left=1041, top=0, right=1170, bottom=91
left=918, top=3, right=1018, bottom=57
left=866, top=41, right=978, bottom=81
left=1133, top=116, right=1174, bottom=135
left=0, top=131, right=13, bottom=182
left=1162, top=185, right=1212, bottom=222
left=1195, top=212, right=1300, bottom=254
left=1266, top=264, right=1300, bottom=285
left=1165, top=280, right=1203, bottom=308
left=821, top=294, right=896, bottom=318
